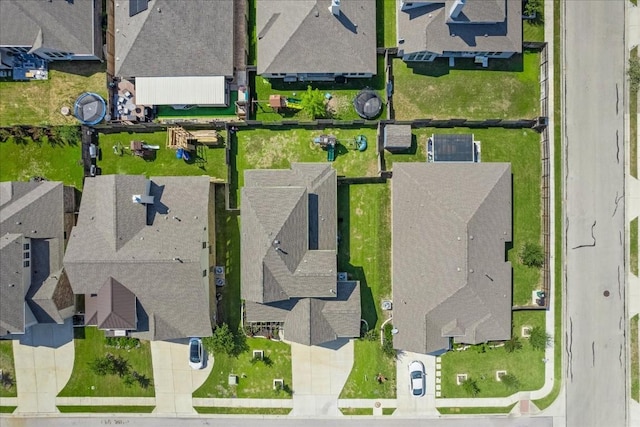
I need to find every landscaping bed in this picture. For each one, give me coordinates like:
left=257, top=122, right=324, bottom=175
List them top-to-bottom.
left=392, top=52, right=540, bottom=120
left=0, top=61, right=107, bottom=126
left=439, top=311, right=546, bottom=398
left=58, top=327, right=154, bottom=398
left=193, top=338, right=292, bottom=399
left=0, top=340, right=16, bottom=398
left=437, top=404, right=516, bottom=415
left=57, top=406, right=155, bottom=413
left=195, top=407, right=291, bottom=415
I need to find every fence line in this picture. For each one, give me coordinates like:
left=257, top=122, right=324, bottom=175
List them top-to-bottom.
left=539, top=43, right=551, bottom=309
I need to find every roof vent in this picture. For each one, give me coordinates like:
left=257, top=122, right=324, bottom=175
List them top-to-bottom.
left=329, top=0, right=340, bottom=16
left=449, top=0, right=466, bottom=19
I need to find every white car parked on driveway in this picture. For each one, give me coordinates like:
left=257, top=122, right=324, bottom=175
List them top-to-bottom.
left=189, top=337, right=204, bottom=370
left=408, top=360, right=425, bottom=397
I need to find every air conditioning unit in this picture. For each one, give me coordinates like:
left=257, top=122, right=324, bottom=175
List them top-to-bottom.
left=214, top=266, right=225, bottom=275
left=337, top=272, right=348, bottom=281
left=215, top=278, right=225, bottom=287
left=381, top=300, right=393, bottom=310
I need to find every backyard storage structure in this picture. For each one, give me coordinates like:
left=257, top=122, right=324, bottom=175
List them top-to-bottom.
left=135, top=76, right=228, bottom=107
left=383, top=125, right=412, bottom=152
left=429, top=134, right=480, bottom=163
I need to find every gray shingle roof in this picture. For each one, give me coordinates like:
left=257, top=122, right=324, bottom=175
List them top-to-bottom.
left=0, top=0, right=100, bottom=57
left=114, top=0, right=234, bottom=78
left=257, top=0, right=377, bottom=75
left=397, top=0, right=522, bottom=56
left=384, top=125, right=412, bottom=149
left=392, top=163, right=512, bottom=354
left=242, top=164, right=360, bottom=346
left=64, top=175, right=213, bottom=341
left=0, top=181, right=67, bottom=336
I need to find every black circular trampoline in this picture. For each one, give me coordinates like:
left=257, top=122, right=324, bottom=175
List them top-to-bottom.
left=353, top=89, right=383, bottom=119
left=74, top=92, right=107, bottom=125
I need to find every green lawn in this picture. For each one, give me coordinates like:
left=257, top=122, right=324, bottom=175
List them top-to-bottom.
left=377, top=0, right=397, bottom=48
left=534, top=1, right=563, bottom=409
left=631, top=47, right=638, bottom=179
left=393, top=52, right=540, bottom=120
left=253, top=57, right=385, bottom=122
left=0, top=61, right=107, bottom=126
left=156, top=92, right=238, bottom=120
left=234, top=128, right=380, bottom=204
left=408, top=128, right=542, bottom=305
left=98, top=132, right=227, bottom=182
left=0, top=137, right=84, bottom=189
left=214, top=184, right=242, bottom=329
left=632, top=217, right=638, bottom=277
left=440, top=311, right=545, bottom=398
left=632, top=314, right=639, bottom=402
left=58, top=327, right=154, bottom=397
left=193, top=338, right=292, bottom=398
left=340, top=339, right=395, bottom=399
left=0, top=340, right=16, bottom=398
left=437, top=404, right=516, bottom=415
left=0, top=406, right=16, bottom=413
left=57, top=406, right=155, bottom=413
left=195, top=407, right=291, bottom=415
left=340, top=407, right=373, bottom=415
left=382, top=408, right=396, bottom=415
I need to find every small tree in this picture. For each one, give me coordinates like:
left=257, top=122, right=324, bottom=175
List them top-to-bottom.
left=524, top=0, right=542, bottom=17
left=629, top=55, right=640, bottom=94
left=300, top=86, right=327, bottom=119
left=51, top=125, right=80, bottom=146
left=520, top=242, right=544, bottom=268
left=203, top=323, right=235, bottom=356
left=529, top=326, right=551, bottom=351
left=504, top=335, right=523, bottom=353
left=89, top=355, right=114, bottom=376
left=0, top=370, right=15, bottom=390
left=500, top=373, right=520, bottom=391
left=462, top=378, right=480, bottom=397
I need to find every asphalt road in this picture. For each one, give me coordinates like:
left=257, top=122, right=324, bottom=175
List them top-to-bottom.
left=563, top=1, right=627, bottom=426
left=0, top=416, right=554, bottom=427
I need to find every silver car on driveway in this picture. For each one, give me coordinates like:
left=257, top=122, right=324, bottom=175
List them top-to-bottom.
left=189, top=337, right=204, bottom=370
left=408, top=360, right=425, bottom=397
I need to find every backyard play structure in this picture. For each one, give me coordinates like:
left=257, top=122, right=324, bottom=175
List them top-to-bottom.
left=268, top=94, right=303, bottom=112
left=166, top=126, right=221, bottom=162
left=313, top=134, right=367, bottom=162
left=111, top=140, right=159, bottom=159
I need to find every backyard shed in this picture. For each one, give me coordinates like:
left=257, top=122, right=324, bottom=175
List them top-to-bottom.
left=135, top=76, right=228, bottom=106
left=384, top=125, right=412, bottom=152
left=430, top=134, right=479, bottom=163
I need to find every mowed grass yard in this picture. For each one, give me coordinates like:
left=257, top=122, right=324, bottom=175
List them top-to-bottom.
left=392, top=52, right=540, bottom=120
left=0, top=62, right=107, bottom=126
left=233, top=127, right=380, bottom=205
left=397, top=128, right=542, bottom=306
left=98, top=132, right=227, bottom=182
left=0, top=137, right=84, bottom=189
left=338, top=183, right=395, bottom=399
left=440, top=311, right=546, bottom=398
left=58, top=327, right=154, bottom=398
left=193, top=338, right=292, bottom=399
left=0, top=340, right=17, bottom=398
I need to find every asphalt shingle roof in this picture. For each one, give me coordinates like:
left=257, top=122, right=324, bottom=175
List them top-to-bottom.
left=0, top=0, right=99, bottom=57
left=114, top=0, right=234, bottom=78
left=257, top=0, right=377, bottom=75
left=397, top=0, right=522, bottom=57
left=391, top=163, right=512, bottom=354
left=241, top=164, right=360, bottom=346
left=64, top=175, right=213, bottom=341
left=0, top=181, right=67, bottom=336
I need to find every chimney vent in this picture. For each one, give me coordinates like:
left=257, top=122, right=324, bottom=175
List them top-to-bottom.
left=329, top=0, right=340, bottom=16
left=449, top=0, right=466, bottom=19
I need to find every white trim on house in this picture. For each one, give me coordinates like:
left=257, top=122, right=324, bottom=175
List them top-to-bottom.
left=135, top=76, right=228, bottom=106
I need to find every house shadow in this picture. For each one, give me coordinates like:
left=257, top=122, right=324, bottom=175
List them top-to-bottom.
left=405, top=52, right=524, bottom=77
left=17, top=317, right=74, bottom=348
left=318, top=337, right=351, bottom=350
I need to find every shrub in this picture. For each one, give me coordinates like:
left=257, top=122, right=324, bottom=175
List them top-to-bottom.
left=524, top=0, right=542, bottom=17
left=629, top=55, right=640, bottom=94
left=300, top=86, right=327, bottom=119
left=50, top=125, right=80, bottom=146
left=520, top=242, right=545, bottom=268
left=203, top=323, right=235, bottom=356
left=381, top=324, right=396, bottom=359
left=529, top=326, right=551, bottom=351
left=363, top=329, right=379, bottom=342
left=504, top=335, right=523, bottom=353
left=105, top=336, right=140, bottom=350
left=0, top=370, right=15, bottom=390
left=500, top=373, right=520, bottom=391
left=462, top=378, right=480, bottom=397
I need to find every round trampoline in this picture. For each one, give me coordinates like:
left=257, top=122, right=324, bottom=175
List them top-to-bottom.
left=353, top=89, right=383, bottom=119
left=74, top=92, right=107, bottom=125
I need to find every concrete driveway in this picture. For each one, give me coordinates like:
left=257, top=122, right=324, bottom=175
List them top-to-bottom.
left=12, top=320, right=75, bottom=413
left=289, top=338, right=353, bottom=416
left=150, top=340, right=212, bottom=415
left=394, top=351, right=437, bottom=415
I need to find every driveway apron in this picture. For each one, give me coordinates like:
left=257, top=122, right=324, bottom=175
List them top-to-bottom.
left=289, top=338, right=353, bottom=416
